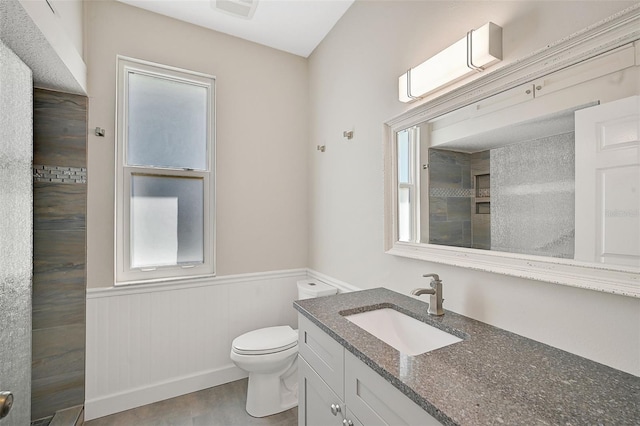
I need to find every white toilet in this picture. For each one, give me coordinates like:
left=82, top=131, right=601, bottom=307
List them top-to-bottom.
left=230, top=280, right=337, bottom=417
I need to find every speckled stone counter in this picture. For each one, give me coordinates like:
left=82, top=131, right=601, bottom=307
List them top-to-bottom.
left=293, top=288, right=640, bottom=426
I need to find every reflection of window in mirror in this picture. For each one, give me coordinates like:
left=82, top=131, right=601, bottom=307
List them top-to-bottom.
left=397, top=127, right=419, bottom=242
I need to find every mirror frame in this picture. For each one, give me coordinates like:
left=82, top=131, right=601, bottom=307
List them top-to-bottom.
left=384, top=5, right=640, bottom=298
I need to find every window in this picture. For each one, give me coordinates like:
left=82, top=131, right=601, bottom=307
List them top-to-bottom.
left=116, top=57, right=215, bottom=284
left=396, top=126, right=420, bottom=242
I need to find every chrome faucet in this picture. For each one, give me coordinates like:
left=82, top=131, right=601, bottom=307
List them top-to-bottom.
left=411, top=273, right=444, bottom=316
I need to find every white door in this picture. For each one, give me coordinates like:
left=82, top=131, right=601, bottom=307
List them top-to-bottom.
left=0, top=40, right=33, bottom=425
left=575, top=95, right=640, bottom=267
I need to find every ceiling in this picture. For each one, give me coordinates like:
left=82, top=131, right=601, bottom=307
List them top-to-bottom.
left=0, top=0, right=86, bottom=94
left=116, top=0, right=355, bottom=57
left=436, top=102, right=598, bottom=154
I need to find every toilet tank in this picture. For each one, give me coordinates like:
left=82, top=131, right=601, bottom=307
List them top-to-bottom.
left=297, top=280, right=337, bottom=300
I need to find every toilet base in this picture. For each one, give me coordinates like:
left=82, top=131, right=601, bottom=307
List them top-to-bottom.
left=245, top=356, right=298, bottom=417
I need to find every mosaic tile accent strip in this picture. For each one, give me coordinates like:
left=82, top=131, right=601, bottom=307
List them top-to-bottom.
left=33, top=165, right=87, bottom=184
left=429, top=187, right=473, bottom=198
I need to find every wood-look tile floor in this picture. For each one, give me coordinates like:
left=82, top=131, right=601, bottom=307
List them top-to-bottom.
left=84, top=379, right=297, bottom=426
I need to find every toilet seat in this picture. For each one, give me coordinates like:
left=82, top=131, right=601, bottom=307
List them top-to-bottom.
left=232, top=326, right=298, bottom=355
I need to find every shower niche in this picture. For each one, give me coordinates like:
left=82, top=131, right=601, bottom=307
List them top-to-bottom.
left=471, top=155, right=490, bottom=251
left=474, top=173, right=490, bottom=213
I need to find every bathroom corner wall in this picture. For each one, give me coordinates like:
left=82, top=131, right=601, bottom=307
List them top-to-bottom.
left=85, top=0, right=309, bottom=287
left=308, top=0, right=639, bottom=375
left=31, top=88, right=87, bottom=421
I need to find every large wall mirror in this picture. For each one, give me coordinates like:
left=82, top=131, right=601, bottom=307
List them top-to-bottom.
left=384, top=6, right=640, bottom=297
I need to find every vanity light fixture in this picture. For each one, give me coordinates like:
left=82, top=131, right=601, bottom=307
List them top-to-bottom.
left=399, top=22, right=503, bottom=103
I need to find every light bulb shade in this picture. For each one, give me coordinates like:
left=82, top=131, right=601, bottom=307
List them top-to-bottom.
left=399, top=22, right=502, bottom=103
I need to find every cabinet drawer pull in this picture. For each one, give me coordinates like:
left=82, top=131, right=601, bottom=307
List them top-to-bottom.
left=330, top=403, right=341, bottom=416
left=343, top=419, right=354, bottom=426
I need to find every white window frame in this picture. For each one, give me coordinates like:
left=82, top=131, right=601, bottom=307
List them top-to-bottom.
left=115, top=56, right=216, bottom=285
left=396, top=126, right=421, bottom=243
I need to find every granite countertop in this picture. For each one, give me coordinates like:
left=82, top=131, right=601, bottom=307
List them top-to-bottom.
left=293, top=287, right=640, bottom=426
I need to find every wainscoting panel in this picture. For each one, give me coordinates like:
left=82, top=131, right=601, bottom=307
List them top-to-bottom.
left=85, top=269, right=307, bottom=421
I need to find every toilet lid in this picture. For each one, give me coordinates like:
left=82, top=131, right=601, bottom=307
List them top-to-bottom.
left=232, top=326, right=298, bottom=355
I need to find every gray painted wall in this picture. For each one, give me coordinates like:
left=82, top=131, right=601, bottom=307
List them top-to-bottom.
left=0, top=38, right=33, bottom=426
left=491, top=133, right=575, bottom=258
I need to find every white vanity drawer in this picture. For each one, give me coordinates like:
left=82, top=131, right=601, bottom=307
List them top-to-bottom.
left=298, top=315, right=345, bottom=399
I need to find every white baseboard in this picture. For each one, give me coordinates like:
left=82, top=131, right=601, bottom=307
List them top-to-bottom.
left=85, top=365, right=247, bottom=421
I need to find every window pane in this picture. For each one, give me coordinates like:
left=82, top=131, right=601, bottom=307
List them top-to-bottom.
left=127, top=72, right=208, bottom=170
left=398, top=129, right=410, bottom=184
left=131, top=175, right=204, bottom=268
left=398, top=187, right=412, bottom=242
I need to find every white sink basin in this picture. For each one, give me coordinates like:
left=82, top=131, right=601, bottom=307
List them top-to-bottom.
left=344, top=308, right=462, bottom=356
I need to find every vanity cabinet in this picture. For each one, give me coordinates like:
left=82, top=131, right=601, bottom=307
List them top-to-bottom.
left=298, top=314, right=440, bottom=426
left=298, top=314, right=358, bottom=426
left=299, top=357, right=362, bottom=426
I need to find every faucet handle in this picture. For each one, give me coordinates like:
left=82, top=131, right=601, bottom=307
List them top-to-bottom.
left=422, top=273, right=440, bottom=282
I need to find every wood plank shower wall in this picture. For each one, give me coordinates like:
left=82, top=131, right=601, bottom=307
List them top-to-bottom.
left=31, top=88, right=87, bottom=421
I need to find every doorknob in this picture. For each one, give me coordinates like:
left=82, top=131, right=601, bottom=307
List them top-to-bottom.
left=0, top=391, right=13, bottom=419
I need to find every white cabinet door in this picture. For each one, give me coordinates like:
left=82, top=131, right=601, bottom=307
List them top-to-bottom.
left=575, top=95, right=640, bottom=267
left=344, top=352, right=442, bottom=426
left=298, top=356, right=344, bottom=426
